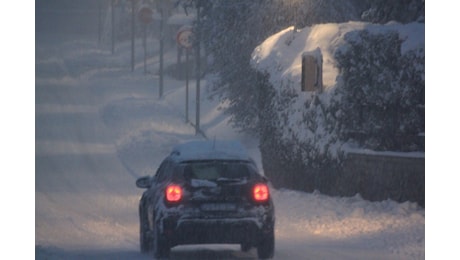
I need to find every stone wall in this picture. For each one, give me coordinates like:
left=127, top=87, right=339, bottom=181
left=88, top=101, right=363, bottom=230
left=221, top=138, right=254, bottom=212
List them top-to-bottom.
left=262, top=149, right=425, bottom=207
left=338, top=152, right=425, bottom=207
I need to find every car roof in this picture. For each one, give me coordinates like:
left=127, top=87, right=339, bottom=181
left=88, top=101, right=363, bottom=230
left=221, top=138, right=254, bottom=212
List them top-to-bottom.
left=169, top=140, right=253, bottom=163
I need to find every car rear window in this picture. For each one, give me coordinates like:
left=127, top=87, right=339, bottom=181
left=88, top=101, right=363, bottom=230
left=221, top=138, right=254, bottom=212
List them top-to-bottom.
left=182, top=161, right=250, bottom=181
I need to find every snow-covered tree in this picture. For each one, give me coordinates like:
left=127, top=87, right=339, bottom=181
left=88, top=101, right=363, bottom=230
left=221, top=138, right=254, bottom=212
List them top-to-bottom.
left=196, top=0, right=365, bottom=134
left=360, top=0, right=424, bottom=24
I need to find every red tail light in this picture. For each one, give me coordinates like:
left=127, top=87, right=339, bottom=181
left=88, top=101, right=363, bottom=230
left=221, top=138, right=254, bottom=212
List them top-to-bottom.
left=253, top=183, right=269, bottom=202
left=166, top=184, right=182, bottom=202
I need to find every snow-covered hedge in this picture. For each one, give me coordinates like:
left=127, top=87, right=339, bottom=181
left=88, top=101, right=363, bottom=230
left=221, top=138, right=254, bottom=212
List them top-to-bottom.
left=253, top=22, right=424, bottom=168
left=254, top=22, right=424, bottom=199
left=335, top=29, right=425, bottom=151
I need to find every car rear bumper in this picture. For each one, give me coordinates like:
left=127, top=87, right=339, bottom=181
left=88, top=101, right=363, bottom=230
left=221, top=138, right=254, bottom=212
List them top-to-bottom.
left=162, top=216, right=274, bottom=247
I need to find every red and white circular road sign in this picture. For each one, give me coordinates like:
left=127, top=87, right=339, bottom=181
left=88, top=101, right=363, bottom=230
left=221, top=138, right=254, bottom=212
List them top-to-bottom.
left=176, top=27, right=194, bottom=49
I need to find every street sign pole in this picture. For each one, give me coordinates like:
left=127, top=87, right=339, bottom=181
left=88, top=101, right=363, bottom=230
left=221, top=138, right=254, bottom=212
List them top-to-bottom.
left=98, top=0, right=102, bottom=45
left=111, top=0, right=115, bottom=54
left=131, top=0, right=135, bottom=72
left=138, top=5, right=153, bottom=75
left=195, top=6, right=201, bottom=135
left=159, top=10, right=164, bottom=98
left=143, top=24, right=147, bottom=74
left=176, top=26, right=193, bottom=123
left=185, top=49, right=189, bottom=123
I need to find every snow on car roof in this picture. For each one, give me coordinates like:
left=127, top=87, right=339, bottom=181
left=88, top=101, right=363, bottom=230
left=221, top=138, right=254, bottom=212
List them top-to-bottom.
left=170, top=140, right=252, bottom=162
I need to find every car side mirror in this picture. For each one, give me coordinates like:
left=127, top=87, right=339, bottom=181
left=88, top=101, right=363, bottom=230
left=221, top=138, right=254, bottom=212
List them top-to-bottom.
left=136, top=176, right=152, bottom=189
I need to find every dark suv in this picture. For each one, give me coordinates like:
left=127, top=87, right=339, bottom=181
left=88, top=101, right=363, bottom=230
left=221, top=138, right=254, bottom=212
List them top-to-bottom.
left=136, top=140, right=275, bottom=259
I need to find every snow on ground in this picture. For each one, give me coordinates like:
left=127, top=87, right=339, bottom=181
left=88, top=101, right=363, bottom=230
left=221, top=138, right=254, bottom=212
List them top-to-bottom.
left=34, top=31, right=424, bottom=259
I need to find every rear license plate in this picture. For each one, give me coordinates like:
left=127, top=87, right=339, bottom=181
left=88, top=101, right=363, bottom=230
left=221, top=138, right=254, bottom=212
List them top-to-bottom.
left=201, top=203, right=237, bottom=212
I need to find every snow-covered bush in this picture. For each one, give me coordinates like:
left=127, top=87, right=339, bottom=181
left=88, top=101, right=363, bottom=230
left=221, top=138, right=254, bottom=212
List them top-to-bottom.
left=252, top=21, right=424, bottom=196
left=335, top=30, right=424, bottom=151
left=257, top=82, right=343, bottom=192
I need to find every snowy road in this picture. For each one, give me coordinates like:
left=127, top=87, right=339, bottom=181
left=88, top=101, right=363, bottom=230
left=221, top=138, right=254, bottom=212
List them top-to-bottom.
left=35, top=34, right=424, bottom=259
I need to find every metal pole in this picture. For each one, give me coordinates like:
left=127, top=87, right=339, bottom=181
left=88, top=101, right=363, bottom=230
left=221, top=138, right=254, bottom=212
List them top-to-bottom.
left=98, top=0, right=102, bottom=45
left=111, top=0, right=115, bottom=54
left=131, top=0, right=135, bottom=72
left=195, top=5, right=201, bottom=135
left=159, top=9, right=164, bottom=98
left=143, top=25, right=147, bottom=74
left=185, top=49, right=189, bottom=123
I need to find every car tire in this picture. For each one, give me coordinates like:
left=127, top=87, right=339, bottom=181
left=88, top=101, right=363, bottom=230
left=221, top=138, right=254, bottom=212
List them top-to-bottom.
left=139, top=204, right=152, bottom=253
left=153, top=224, right=170, bottom=259
left=257, top=231, right=274, bottom=259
